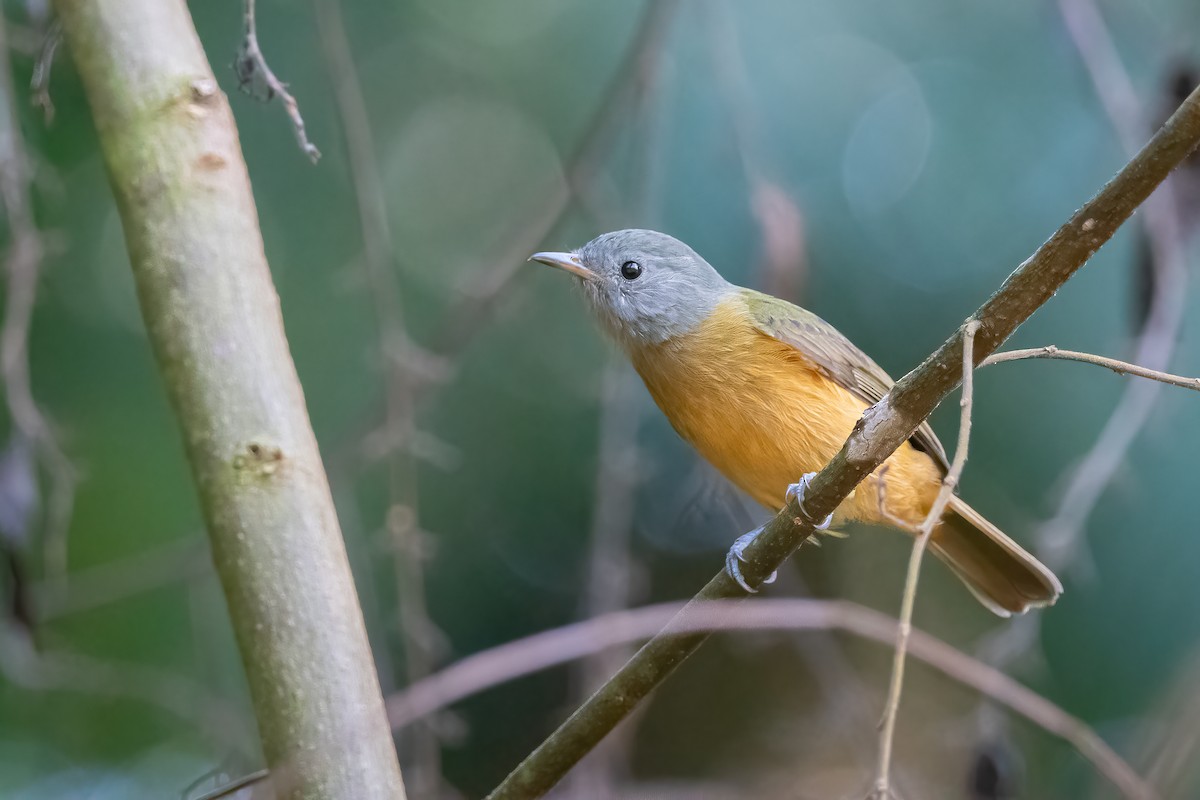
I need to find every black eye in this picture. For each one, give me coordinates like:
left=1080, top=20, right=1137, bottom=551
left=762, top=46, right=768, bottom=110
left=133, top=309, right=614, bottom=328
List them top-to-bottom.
left=620, top=261, right=642, bottom=280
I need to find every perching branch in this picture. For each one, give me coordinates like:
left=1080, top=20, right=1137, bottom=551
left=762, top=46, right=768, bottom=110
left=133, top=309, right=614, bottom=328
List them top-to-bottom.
left=236, top=0, right=320, bottom=162
left=51, top=2, right=402, bottom=798
left=486, top=79, right=1200, bottom=800
left=873, top=320, right=981, bottom=799
left=982, top=346, right=1200, bottom=392
left=387, top=599, right=1152, bottom=800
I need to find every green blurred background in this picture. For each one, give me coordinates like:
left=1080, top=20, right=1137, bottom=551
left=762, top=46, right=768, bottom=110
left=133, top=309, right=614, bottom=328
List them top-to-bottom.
left=3, top=0, right=1200, bottom=797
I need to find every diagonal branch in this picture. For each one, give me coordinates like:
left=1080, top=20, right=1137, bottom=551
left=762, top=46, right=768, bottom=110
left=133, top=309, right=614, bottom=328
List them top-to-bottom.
left=485, top=81, right=1200, bottom=800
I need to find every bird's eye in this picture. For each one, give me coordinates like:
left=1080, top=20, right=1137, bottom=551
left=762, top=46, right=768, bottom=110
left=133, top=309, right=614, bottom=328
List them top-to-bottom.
left=620, top=261, right=642, bottom=280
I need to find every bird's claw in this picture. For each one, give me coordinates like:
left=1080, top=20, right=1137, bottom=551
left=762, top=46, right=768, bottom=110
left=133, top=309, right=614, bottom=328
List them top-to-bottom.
left=786, top=472, right=834, bottom=530
left=725, top=526, right=776, bottom=593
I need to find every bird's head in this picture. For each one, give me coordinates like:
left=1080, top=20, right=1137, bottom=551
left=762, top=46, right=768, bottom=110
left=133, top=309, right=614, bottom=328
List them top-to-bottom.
left=529, top=229, right=732, bottom=347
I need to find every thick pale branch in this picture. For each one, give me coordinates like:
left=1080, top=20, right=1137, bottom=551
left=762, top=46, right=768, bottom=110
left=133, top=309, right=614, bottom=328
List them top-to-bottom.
left=52, top=2, right=403, bottom=797
left=487, top=83, right=1200, bottom=800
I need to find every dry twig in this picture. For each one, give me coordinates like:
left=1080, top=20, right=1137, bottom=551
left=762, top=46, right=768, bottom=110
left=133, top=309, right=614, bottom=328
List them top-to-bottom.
left=236, top=0, right=320, bottom=162
left=872, top=321, right=981, bottom=798
left=982, top=346, right=1200, bottom=392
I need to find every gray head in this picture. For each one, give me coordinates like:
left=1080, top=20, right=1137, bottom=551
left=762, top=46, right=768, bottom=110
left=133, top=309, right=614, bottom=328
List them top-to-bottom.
left=529, top=229, right=732, bottom=347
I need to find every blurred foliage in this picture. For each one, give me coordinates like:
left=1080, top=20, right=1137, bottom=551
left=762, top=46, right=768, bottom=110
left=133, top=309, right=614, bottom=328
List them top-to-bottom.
left=2, top=0, right=1200, bottom=798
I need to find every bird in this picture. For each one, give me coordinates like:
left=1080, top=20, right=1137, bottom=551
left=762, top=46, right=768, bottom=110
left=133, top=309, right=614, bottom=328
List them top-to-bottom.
left=529, top=229, right=1062, bottom=616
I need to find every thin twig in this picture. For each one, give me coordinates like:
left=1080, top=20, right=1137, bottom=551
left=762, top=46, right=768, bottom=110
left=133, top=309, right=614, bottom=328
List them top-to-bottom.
left=237, top=0, right=320, bottom=162
left=484, top=80, right=1200, bottom=800
left=873, top=320, right=980, bottom=799
left=981, top=346, right=1200, bottom=391
left=386, top=599, right=1153, bottom=800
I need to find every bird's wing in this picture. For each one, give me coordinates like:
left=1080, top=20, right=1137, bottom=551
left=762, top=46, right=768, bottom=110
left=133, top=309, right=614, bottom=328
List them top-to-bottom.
left=740, top=288, right=950, bottom=472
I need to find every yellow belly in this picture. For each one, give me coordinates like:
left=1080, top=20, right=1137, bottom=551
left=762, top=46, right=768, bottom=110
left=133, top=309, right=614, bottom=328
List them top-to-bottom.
left=629, top=297, right=942, bottom=528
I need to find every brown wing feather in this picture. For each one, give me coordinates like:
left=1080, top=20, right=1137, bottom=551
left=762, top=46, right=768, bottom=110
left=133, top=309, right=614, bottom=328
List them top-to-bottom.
left=740, top=288, right=950, bottom=472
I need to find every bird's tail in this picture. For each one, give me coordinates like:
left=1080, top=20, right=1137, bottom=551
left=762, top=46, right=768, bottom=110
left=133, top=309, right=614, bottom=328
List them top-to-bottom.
left=930, top=496, right=1063, bottom=617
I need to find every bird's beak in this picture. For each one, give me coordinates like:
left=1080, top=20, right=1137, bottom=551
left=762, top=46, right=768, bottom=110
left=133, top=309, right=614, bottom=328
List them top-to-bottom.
left=528, top=251, right=595, bottom=281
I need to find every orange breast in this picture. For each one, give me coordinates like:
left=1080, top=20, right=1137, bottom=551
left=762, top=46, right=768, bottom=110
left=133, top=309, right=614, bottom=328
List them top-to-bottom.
left=629, top=296, right=941, bottom=528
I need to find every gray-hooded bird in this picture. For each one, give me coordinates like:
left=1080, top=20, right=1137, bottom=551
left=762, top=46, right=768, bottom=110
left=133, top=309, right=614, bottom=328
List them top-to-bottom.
left=531, top=229, right=1062, bottom=616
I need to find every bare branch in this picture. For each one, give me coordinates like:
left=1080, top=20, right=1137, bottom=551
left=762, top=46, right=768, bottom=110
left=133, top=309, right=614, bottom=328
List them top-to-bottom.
left=236, top=0, right=320, bottom=162
left=484, top=80, right=1200, bottom=800
left=982, top=346, right=1200, bottom=392
left=386, top=599, right=1153, bottom=800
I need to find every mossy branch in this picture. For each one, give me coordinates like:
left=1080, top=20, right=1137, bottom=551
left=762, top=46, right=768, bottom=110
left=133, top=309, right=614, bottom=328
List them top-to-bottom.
left=51, top=2, right=404, bottom=798
left=487, top=83, right=1200, bottom=800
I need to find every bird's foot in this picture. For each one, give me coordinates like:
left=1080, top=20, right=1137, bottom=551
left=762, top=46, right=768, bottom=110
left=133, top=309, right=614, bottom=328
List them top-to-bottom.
left=786, top=472, right=834, bottom=530
left=725, top=526, right=776, bottom=593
